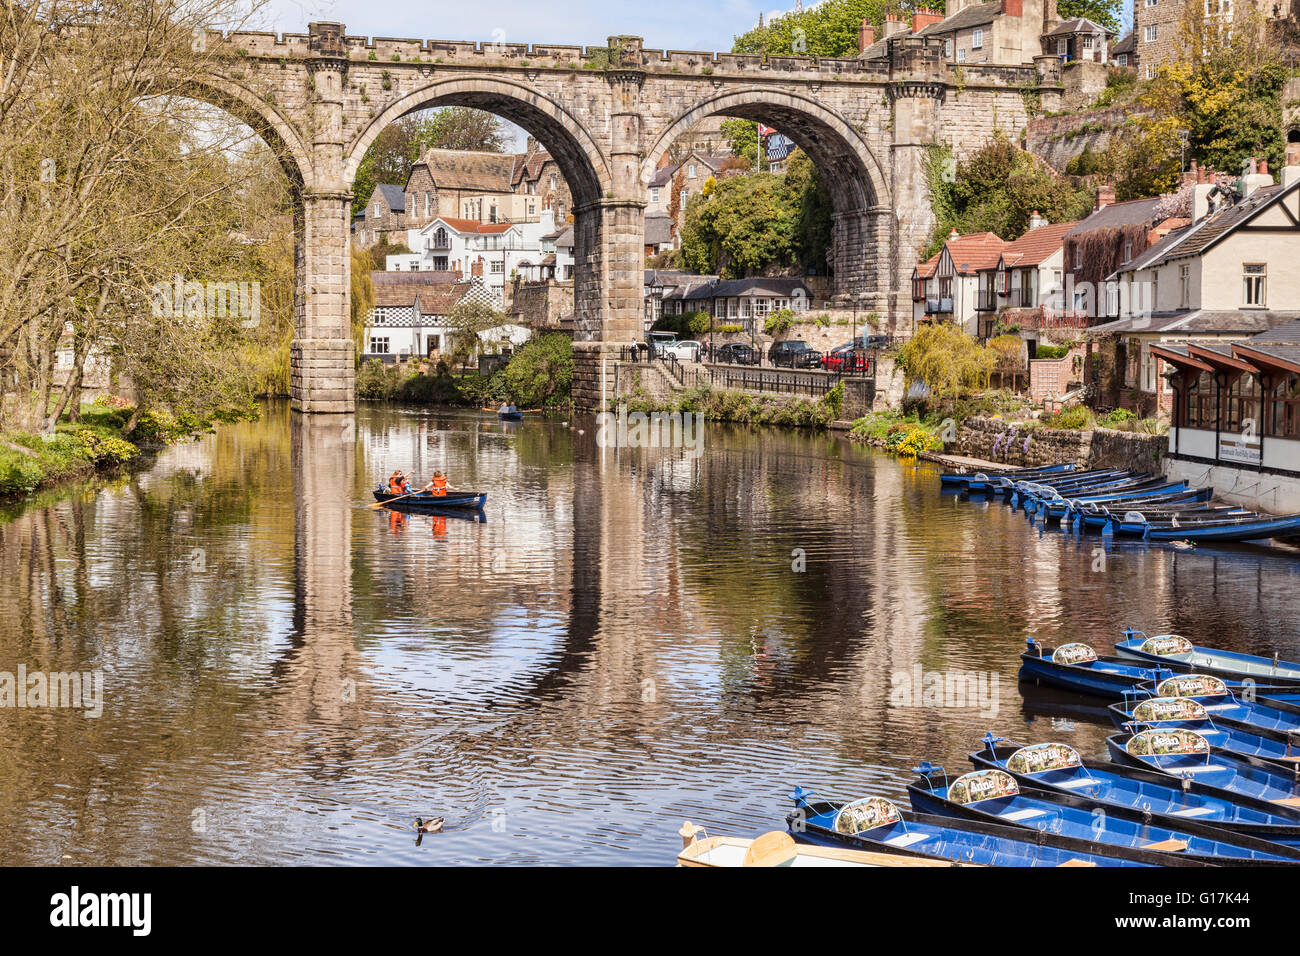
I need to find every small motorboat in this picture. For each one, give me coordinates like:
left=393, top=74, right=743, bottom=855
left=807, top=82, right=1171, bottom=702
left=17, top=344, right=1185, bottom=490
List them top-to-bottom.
left=372, top=489, right=487, bottom=511
left=1114, top=630, right=1300, bottom=686
left=1018, top=639, right=1175, bottom=699
left=1107, top=696, right=1300, bottom=774
left=1106, top=728, right=1300, bottom=805
left=970, top=737, right=1300, bottom=848
left=908, top=763, right=1298, bottom=864
left=788, top=788, right=1152, bottom=867
left=675, top=824, right=967, bottom=867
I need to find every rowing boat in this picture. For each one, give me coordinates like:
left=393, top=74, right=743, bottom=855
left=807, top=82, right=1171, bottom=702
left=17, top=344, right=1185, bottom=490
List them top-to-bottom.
left=938, top=463, right=1073, bottom=490
left=372, top=489, right=488, bottom=510
left=1141, top=512, right=1300, bottom=542
left=1114, top=630, right=1300, bottom=685
left=1018, top=639, right=1175, bottom=698
left=1133, top=674, right=1300, bottom=743
left=1108, top=696, right=1300, bottom=774
left=1106, top=728, right=1300, bottom=804
left=970, top=738, right=1300, bottom=847
left=908, top=763, right=1298, bottom=864
left=788, top=788, right=1152, bottom=866
left=675, top=826, right=966, bottom=867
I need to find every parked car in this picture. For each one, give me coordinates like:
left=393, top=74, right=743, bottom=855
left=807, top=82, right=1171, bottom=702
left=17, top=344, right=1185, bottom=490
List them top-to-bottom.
left=643, top=331, right=678, bottom=358
left=858, top=334, right=890, bottom=350
left=663, top=340, right=701, bottom=362
left=769, top=340, right=822, bottom=368
left=716, top=343, right=760, bottom=365
left=821, top=343, right=871, bottom=373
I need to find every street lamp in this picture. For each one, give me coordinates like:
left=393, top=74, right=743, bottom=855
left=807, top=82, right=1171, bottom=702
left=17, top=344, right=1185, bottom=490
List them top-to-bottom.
left=1176, top=128, right=1190, bottom=174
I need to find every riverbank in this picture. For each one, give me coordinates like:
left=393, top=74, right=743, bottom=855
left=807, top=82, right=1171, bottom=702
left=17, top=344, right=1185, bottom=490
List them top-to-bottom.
left=618, top=381, right=843, bottom=429
left=0, top=400, right=252, bottom=500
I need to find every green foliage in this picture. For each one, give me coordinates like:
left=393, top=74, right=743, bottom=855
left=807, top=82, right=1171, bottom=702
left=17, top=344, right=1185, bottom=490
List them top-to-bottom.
left=732, top=0, right=891, bottom=57
left=1056, top=0, right=1122, bottom=32
left=720, top=118, right=759, bottom=162
left=924, top=132, right=1094, bottom=256
left=679, top=150, right=831, bottom=276
left=763, top=308, right=796, bottom=335
left=653, top=311, right=711, bottom=336
left=896, top=323, right=994, bottom=399
left=500, top=334, right=574, bottom=407
left=1033, top=343, right=1073, bottom=360
left=356, top=359, right=406, bottom=400
left=624, top=383, right=841, bottom=429
left=1042, top=404, right=1095, bottom=430
left=849, top=411, right=943, bottom=457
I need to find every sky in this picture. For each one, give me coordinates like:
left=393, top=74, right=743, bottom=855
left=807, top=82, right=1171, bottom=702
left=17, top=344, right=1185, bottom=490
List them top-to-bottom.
left=259, top=0, right=773, bottom=53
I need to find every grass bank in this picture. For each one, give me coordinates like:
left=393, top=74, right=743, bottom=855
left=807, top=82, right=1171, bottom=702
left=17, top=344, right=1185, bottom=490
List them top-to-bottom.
left=618, top=381, right=843, bottom=429
left=0, top=398, right=252, bottom=500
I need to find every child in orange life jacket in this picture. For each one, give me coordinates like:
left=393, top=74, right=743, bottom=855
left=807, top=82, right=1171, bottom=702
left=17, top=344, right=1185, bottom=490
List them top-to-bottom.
left=423, top=471, right=449, bottom=497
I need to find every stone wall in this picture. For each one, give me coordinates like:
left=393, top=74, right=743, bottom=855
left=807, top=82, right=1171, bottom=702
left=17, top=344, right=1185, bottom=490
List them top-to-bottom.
left=1026, top=104, right=1154, bottom=173
left=509, top=278, right=574, bottom=330
left=948, top=416, right=1167, bottom=470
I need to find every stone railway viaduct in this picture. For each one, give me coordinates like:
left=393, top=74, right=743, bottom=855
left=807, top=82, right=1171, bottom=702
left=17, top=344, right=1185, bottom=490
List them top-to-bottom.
left=196, top=21, right=1066, bottom=412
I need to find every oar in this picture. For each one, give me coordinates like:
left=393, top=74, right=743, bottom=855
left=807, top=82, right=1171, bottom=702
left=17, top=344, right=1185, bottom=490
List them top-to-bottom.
left=370, top=489, right=420, bottom=508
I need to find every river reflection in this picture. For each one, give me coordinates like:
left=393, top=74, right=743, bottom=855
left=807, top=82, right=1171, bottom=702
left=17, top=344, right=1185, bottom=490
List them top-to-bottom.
left=1, top=401, right=1299, bottom=864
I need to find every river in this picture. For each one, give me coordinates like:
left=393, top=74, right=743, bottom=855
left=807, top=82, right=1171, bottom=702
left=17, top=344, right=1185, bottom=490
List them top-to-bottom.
left=1, top=400, right=1297, bottom=864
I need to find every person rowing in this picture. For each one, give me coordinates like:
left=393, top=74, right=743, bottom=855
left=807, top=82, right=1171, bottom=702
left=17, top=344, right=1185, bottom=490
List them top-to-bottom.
left=387, top=470, right=409, bottom=494
left=422, top=470, right=452, bottom=497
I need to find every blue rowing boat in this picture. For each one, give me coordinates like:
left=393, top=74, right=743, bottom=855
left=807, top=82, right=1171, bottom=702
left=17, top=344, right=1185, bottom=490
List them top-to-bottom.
left=939, top=463, right=1073, bottom=491
left=372, top=489, right=488, bottom=511
left=1142, top=511, right=1300, bottom=542
left=1115, top=630, right=1300, bottom=686
left=1018, top=639, right=1174, bottom=698
left=1131, top=674, right=1300, bottom=743
left=1108, top=696, right=1300, bottom=774
left=1106, top=728, right=1300, bottom=804
left=970, top=737, right=1300, bottom=847
left=908, top=763, right=1298, bottom=864
left=787, top=788, right=1152, bottom=866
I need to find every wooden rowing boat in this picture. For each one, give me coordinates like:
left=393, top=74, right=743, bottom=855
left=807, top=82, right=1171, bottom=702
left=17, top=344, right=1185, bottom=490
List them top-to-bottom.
left=675, top=825, right=968, bottom=867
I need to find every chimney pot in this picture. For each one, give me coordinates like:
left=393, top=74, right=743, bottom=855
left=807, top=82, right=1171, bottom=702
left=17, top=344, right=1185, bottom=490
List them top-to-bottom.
left=1260, top=157, right=1270, bottom=177
left=1095, top=183, right=1115, bottom=210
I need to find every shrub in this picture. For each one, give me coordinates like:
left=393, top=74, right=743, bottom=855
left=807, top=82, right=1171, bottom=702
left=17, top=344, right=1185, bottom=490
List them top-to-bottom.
left=763, top=308, right=796, bottom=335
left=896, top=323, right=994, bottom=398
left=501, top=334, right=574, bottom=407
left=356, top=359, right=405, bottom=400
left=1044, top=404, right=1095, bottom=430
left=1099, top=408, right=1137, bottom=428
left=72, top=430, right=138, bottom=465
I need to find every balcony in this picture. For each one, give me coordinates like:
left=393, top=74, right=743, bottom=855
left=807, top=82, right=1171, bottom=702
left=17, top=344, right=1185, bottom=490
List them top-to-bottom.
left=426, top=239, right=452, bottom=252
left=976, top=290, right=997, bottom=311
left=925, top=297, right=953, bottom=314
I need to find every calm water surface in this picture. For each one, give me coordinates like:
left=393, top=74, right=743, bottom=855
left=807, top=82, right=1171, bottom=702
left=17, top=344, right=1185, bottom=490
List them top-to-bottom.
left=2, top=401, right=1299, bottom=865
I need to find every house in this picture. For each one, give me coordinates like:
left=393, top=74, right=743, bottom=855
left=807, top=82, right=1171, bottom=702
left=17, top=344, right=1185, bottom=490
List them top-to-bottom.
left=910, top=0, right=1052, bottom=66
left=1131, top=0, right=1279, bottom=78
left=1041, top=17, right=1114, bottom=62
left=1110, top=30, right=1135, bottom=68
left=510, top=139, right=573, bottom=224
left=647, top=151, right=732, bottom=240
left=1086, top=160, right=1300, bottom=419
left=354, top=184, right=407, bottom=247
left=405, top=210, right=562, bottom=306
left=644, top=213, right=675, bottom=257
left=982, top=215, right=1082, bottom=344
left=516, top=223, right=575, bottom=283
left=911, top=230, right=1007, bottom=336
left=645, top=270, right=717, bottom=330
left=363, top=276, right=495, bottom=362
left=660, top=277, right=813, bottom=333
left=1157, top=318, right=1300, bottom=511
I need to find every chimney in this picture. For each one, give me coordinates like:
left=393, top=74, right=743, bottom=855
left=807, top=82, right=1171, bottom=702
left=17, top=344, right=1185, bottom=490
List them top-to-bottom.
left=1001, top=0, right=1023, bottom=16
left=912, top=8, right=944, bottom=33
left=882, top=13, right=909, bottom=37
left=859, top=18, right=875, bottom=53
left=1259, top=157, right=1269, bottom=177
left=1095, top=182, right=1115, bottom=210
left=1028, top=211, right=1047, bottom=230
left=949, top=227, right=960, bottom=240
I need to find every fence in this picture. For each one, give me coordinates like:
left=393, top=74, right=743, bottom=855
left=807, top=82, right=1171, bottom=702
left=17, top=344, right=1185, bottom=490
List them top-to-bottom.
left=618, top=346, right=873, bottom=399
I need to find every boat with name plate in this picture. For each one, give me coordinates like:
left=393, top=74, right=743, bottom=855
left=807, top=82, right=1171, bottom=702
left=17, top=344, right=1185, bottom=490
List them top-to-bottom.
left=939, top=463, right=1074, bottom=492
left=1115, top=631, right=1300, bottom=686
left=1018, top=639, right=1176, bottom=698
left=1124, top=674, right=1300, bottom=742
left=1107, top=697, right=1300, bottom=774
left=1106, top=728, right=1300, bottom=805
left=969, top=738, right=1300, bottom=847
left=907, top=764, right=1300, bottom=864
left=787, top=788, right=1153, bottom=866
left=675, top=825, right=971, bottom=867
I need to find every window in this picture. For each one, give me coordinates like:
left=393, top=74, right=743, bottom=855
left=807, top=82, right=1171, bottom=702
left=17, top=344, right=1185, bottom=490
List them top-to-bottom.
left=1146, top=0, right=1157, bottom=5
left=1144, top=25, right=1157, bottom=42
left=972, top=29, right=983, bottom=49
left=1082, top=35, right=1095, bottom=50
left=945, top=38, right=952, bottom=57
left=1057, top=38, right=1068, bottom=55
left=956, top=47, right=966, bottom=62
left=1116, top=54, right=1128, bottom=66
left=1145, top=65, right=1154, bottom=79
left=688, top=164, right=697, bottom=178
left=650, top=187, right=660, bottom=203
left=1122, top=240, right=1133, bottom=263
left=1073, top=245, right=1082, bottom=269
left=433, top=256, right=448, bottom=271
left=491, top=260, right=504, bottom=274
left=1243, top=263, right=1266, bottom=306
left=1179, top=264, right=1191, bottom=307
left=1018, top=269, right=1035, bottom=307
left=426, top=334, right=440, bottom=355
left=369, top=336, right=390, bottom=354
left=1141, top=344, right=1157, bottom=393
left=1185, top=370, right=1216, bottom=429
left=1223, top=372, right=1261, bottom=432
left=1271, top=374, right=1300, bottom=437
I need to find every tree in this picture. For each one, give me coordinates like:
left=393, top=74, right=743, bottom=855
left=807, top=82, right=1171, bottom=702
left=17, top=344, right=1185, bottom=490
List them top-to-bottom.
left=732, top=0, right=895, bottom=57
left=1056, top=0, right=1123, bottom=33
left=720, top=118, right=760, bottom=164
left=923, top=133, right=1094, bottom=256
left=444, top=300, right=506, bottom=367
left=896, top=323, right=994, bottom=398
left=501, top=334, right=572, bottom=407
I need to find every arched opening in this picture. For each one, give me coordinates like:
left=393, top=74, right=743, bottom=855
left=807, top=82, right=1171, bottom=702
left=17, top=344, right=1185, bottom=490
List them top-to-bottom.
left=347, top=78, right=613, bottom=349
left=643, top=90, right=891, bottom=313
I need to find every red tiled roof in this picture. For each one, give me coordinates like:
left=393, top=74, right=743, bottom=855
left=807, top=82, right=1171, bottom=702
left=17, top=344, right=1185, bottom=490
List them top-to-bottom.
left=436, top=216, right=516, bottom=235
left=995, top=221, right=1077, bottom=269
left=946, top=232, right=1006, bottom=274
left=417, top=282, right=474, bottom=315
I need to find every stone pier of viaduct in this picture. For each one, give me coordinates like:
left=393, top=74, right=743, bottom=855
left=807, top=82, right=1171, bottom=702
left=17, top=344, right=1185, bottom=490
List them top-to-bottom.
left=194, top=22, right=1064, bottom=411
